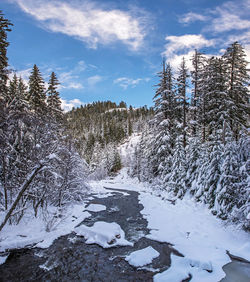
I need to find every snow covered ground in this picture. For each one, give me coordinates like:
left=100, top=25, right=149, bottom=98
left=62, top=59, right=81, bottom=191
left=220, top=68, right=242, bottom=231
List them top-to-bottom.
left=0, top=133, right=249, bottom=281
left=91, top=167, right=250, bottom=281
left=140, top=191, right=250, bottom=281
left=0, top=204, right=91, bottom=256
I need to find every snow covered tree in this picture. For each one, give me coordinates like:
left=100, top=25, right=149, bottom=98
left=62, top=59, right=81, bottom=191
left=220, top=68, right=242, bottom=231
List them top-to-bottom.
left=0, top=10, right=12, bottom=96
left=223, top=42, right=250, bottom=141
left=190, top=50, right=206, bottom=137
left=176, top=57, right=189, bottom=148
left=205, top=57, right=229, bottom=143
left=152, top=60, right=177, bottom=177
left=27, top=64, right=46, bottom=114
left=47, top=71, right=63, bottom=121
left=167, top=136, right=187, bottom=198
left=204, top=141, right=222, bottom=209
left=215, top=142, right=241, bottom=219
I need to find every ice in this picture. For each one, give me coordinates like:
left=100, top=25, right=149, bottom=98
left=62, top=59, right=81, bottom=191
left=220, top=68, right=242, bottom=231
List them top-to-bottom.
left=85, top=204, right=106, bottom=212
left=75, top=221, right=133, bottom=248
left=125, top=246, right=159, bottom=267
left=0, top=255, right=9, bottom=265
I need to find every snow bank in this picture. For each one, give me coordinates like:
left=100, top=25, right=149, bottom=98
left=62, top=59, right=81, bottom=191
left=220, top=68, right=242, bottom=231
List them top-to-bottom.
left=89, top=167, right=146, bottom=193
left=139, top=192, right=250, bottom=281
left=0, top=204, right=90, bottom=252
left=85, top=204, right=106, bottom=212
left=75, top=221, right=133, bottom=248
left=125, top=246, right=159, bottom=267
left=0, top=255, right=8, bottom=265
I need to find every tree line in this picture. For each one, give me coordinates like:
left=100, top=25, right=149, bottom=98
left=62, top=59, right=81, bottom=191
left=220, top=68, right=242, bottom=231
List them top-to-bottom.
left=0, top=11, right=89, bottom=231
left=131, top=43, right=250, bottom=230
left=67, top=101, right=153, bottom=178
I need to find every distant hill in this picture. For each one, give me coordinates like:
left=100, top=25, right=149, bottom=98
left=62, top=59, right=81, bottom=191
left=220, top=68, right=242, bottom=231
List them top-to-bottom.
left=66, top=101, right=153, bottom=175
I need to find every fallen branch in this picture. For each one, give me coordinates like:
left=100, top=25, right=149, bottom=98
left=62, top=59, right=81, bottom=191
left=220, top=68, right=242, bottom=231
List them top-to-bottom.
left=0, top=163, right=44, bottom=232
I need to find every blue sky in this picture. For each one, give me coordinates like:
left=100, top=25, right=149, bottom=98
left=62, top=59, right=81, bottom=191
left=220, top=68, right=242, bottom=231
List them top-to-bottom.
left=2, top=0, right=250, bottom=110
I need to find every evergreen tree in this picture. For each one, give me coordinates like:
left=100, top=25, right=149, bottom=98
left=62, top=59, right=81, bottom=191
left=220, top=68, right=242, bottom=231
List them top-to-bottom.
left=0, top=10, right=12, bottom=96
left=223, top=42, right=250, bottom=141
left=190, top=50, right=206, bottom=137
left=177, top=57, right=189, bottom=148
left=205, top=57, right=229, bottom=143
left=152, top=60, right=176, bottom=177
left=27, top=64, right=46, bottom=114
left=47, top=71, right=63, bottom=120
left=8, top=74, right=28, bottom=113
left=167, top=136, right=187, bottom=198
left=215, top=142, right=241, bottom=219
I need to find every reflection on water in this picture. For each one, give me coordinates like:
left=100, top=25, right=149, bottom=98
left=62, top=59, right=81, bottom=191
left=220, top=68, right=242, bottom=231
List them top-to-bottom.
left=221, top=260, right=250, bottom=282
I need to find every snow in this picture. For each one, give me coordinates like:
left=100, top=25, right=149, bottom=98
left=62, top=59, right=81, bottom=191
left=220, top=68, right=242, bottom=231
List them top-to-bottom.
left=0, top=132, right=249, bottom=281
left=119, top=133, right=141, bottom=167
left=90, top=167, right=146, bottom=192
left=139, top=192, right=250, bottom=281
left=0, top=204, right=91, bottom=252
left=85, top=204, right=106, bottom=212
left=75, top=221, right=133, bottom=248
left=125, top=246, right=159, bottom=267
left=0, top=255, right=8, bottom=265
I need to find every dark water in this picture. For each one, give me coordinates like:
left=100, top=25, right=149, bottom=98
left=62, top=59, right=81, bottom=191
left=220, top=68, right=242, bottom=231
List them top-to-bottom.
left=221, top=260, right=250, bottom=282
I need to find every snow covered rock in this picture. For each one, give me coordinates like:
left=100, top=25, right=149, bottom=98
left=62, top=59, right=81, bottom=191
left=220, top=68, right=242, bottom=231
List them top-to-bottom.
left=85, top=204, right=106, bottom=212
left=75, top=221, right=133, bottom=248
left=125, top=246, right=160, bottom=267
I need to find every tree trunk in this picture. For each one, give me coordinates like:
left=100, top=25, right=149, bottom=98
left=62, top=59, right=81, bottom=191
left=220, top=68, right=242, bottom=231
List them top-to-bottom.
left=0, top=163, right=44, bottom=232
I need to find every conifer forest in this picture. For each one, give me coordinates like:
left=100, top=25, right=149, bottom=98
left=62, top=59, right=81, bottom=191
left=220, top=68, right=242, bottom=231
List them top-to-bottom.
left=0, top=7, right=250, bottom=282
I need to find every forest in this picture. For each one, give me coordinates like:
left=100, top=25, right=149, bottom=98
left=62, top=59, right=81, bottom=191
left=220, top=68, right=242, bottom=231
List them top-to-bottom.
left=0, top=9, right=249, bottom=234
left=130, top=46, right=249, bottom=230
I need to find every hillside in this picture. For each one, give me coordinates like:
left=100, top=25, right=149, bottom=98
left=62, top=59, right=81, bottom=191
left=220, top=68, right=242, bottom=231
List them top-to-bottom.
left=66, top=101, right=153, bottom=177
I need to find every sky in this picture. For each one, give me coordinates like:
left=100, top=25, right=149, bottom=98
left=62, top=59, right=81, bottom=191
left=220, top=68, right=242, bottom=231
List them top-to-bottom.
left=2, top=0, right=250, bottom=110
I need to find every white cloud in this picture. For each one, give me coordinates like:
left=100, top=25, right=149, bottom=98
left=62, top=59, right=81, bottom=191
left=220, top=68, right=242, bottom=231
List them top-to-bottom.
left=13, top=0, right=146, bottom=50
left=179, top=1, right=250, bottom=34
left=211, top=11, right=250, bottom=33
left=179, top=12, right=209, bottom=25
left=163, top=34, right=214, bottom=58
left=57, top=61, right=87, bottom=90
left=9, top=67, right=32, bottom=85
left=87, top=75, right=103, bottom=87
left=114, top=77, right=150, bottom=89
left=66, top=82, right=84, bottom=89
left=61, top=98, right=85, bottom=112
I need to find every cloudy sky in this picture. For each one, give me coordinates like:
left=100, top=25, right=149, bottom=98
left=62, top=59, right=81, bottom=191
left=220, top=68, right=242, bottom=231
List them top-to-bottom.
left=2, top=0, right=250, bottom=110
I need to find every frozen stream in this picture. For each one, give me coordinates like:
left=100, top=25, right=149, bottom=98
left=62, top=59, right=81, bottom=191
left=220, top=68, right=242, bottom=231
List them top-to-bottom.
left=0, top=186, right=249, bottom=281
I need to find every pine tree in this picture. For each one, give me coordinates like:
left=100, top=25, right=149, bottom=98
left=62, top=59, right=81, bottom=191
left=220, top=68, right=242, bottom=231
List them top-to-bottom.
left=0, top=10, right=12, bottom=96
left=223, top=42, right=250, bottom=141
left=190, top=50, right=206, bottom=137
left=177, top=57, right=189, bottom=148
left=205, top=57, right=229, bottom=143
left=152, top=60, right=177, bottom=177
left=27, top=64, right=46, bottom=114
left=47, top=71, right=63, bottom=120
left=8, top=74, right=28, bottom=113
left=167, top=136, right=187, bottom=198
left=215, top=142, right=241, bottom=219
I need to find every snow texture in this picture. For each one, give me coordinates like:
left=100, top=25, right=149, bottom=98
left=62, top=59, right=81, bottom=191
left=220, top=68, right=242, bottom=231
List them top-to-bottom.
left=139, top=192, right=250, bottom=281
left=0, top=204, right=91, bottom=252
left=85, top=204, right=106, bottom=212
left=75, top=221, right=133, bottom=248
left=125, top=246, right=159, bottom=267
left=0, top=255, right=8, bottom=265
